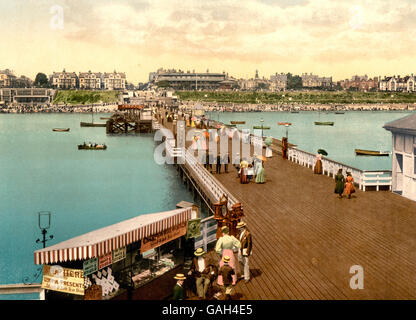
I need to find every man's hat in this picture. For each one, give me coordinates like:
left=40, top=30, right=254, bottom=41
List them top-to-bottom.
left=236, top=221, right=246, bottom=229
left=221, top=226, right=229, bottom=233
left=194, top=248, right=205, bottom=256
left=223, top=255, right=231, bottom=263
left=174, top=273, right=186, bottom=280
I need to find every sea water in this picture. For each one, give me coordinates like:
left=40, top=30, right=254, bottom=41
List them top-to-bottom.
left=207, top=110, right=413, bottom=171
left=0, top=113, right=193, bottom=299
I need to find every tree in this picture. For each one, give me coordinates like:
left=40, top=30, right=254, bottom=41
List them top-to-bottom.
left=34, top=73, right=50, bottom=88
left=286, top=73, right=303, bottom=90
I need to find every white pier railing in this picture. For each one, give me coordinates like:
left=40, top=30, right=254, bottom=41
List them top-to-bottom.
left=288, top=147, right=392, bottom=191
left=194, top=216, right=218, bottom=252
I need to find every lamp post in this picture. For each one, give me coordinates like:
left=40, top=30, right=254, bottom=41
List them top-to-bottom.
left=260, top=118, right=264, bottom=140
left=285, top=124, right=289, bottom=141
left=36, top=211, right=54, bottom=249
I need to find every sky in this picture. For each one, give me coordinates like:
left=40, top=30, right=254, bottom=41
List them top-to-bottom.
left=1, top=0, right=416, bottom=83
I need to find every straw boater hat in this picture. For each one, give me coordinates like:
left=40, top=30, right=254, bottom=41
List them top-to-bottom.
left=236, top=221, right=246, bottom=229
left=221, top=226, right=229, bottom=233
left=194, top=248, right=205, bottom=256
left=223, top=255, right=231, bottom=263
left=174, top=274, right=186, bottom=280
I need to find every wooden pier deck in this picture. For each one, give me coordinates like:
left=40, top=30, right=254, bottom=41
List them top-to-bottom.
left=159, top=111, right=416, bottom=300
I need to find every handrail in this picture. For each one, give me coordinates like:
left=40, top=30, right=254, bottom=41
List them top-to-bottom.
left=288, top=147, right=392, bottom=191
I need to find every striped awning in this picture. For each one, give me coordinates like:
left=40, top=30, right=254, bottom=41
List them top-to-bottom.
left=34, top=207, right=192, bottom=265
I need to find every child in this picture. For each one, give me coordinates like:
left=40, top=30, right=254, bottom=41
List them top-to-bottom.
left=247, top=164, right=254, bottom=182
left=218, top=256, right=235, bottom=300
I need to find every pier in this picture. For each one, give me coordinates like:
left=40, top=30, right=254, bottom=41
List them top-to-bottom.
left=106, top=105, right=153, bottom=134
left=156, top=108, right=416, bottom=299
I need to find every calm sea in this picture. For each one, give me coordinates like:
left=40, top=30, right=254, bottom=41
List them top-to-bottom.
left=207, top=110, right=414, bottom=171
left=0, top=113, right=194, bottom=299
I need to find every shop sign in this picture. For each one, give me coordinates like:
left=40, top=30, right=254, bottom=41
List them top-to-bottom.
left=140, top=221, right=187, bottom=253
left=112, top=247, right=126, bottom=263
left=98, top=252, right=112, bottom=270
left=83, top=257, right=98, bottom=276
left=41, top=265, right=84, bottom=296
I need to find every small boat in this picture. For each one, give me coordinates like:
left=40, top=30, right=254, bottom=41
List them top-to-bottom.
left=290, top=111, right=299, bottom=113
left=335, top=111, right=345, bottom=114
left=100, top=117, right=111, bottom=120
left=230, top=121, right=246, bottom=125
left=314, top=121, right=334, bottom=126
left=80, top=122, right=107, bottom=127
left=278, top=122, right=292, bottom=126
left=253, top=126, right=271, bottom=130
left=52, top=128, right=70, bottom=132
left=78, top=143, right=107, bottom=150
left=355, top=149, right=390, bottom=156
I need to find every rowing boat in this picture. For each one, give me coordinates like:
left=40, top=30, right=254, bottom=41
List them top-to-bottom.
left=230, top=121, right=246, bottom=124
left=314, top=121, right=334, bottom=126
left=278, top=122, right=292, bottom=126
left=253, top=126, right=271, bottom=130
left=52, top=128, right=70, bottom=132
left=355, top=149, right=390, bottom=156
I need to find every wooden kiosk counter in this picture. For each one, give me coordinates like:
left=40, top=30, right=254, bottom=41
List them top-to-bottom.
left=34, top=204, right=200, bottom=300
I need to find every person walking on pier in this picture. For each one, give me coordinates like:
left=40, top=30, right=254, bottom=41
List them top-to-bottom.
left=223, top=153, right=230, bottom=173
left=314, top=153, right=323, bottom=174
left=216, top=154, right=222, bottom=174
left=255, top=161, right=265, bottom=184
left=334, top=168, right=345, bottom=198
left=344, top=172, right=356, bottom=199
left=237, top=221, right=252, bottom=283
left=216, top=226, right=240, bottom=286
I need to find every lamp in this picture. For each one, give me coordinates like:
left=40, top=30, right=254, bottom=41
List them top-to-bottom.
left=36, top=211, right=54, bottom=249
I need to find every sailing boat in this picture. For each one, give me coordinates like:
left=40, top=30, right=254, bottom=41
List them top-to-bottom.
left=80, top=107, right=106, bottom=127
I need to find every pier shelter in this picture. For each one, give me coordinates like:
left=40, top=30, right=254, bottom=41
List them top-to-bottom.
left=384, top=113, right=416, bottom=201
left=34, top=207, right=198, bottom=300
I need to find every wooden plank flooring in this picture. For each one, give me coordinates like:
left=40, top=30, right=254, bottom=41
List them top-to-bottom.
left=158, top=111, right=416, bottom=299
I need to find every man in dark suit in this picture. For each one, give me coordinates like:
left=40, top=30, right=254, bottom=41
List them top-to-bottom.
left=236, top=221, right=252, bottom=283
left=188, top=248, right=217, bottom=299
left=172, top=274, right=186, bottom=300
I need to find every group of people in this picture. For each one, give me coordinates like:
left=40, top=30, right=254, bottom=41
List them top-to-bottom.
left=203, top=153, right=231, bottom=174
left=314, top=153, right=356, bottom=199
left=235, top=156, right=265, bottom=184
left=334, top=169, right=356, bottom=199
left=172, top=221, right=253, bottom=300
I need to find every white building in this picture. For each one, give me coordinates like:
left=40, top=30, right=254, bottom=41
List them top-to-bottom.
left=384, top=114, right=416, bottom=201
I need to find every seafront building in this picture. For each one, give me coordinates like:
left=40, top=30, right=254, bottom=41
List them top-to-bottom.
left=151, top=68, right=228, bottom=90
left=50, top=69, right=78, bottom=89
left=79, top=71, right=103, bottom=89
left=103, top=71, right=126, bottom=90
left=269, top=72, right=287, bottom=91
left=301, top=73, right=332, bottom=88
left=339, top=75, right=379, bottom=91
left=379, top=75, right=416, bottom=92
left=0, top=88, right=55, bottom=106
left=384, top=114, right=416, bottom=201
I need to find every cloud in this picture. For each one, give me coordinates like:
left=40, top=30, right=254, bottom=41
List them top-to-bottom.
left=2, top=0, right=416, bottom=82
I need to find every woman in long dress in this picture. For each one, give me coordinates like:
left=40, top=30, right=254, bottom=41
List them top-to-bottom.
left=314, top=153, right=323, bottom=174
left=240, top=161, right=248, bottom=184
left=255, top=161, right=265, bottom=184
left=334, top=169, right=345, bottom=198
left=344, top=172, right=355, bottom=199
